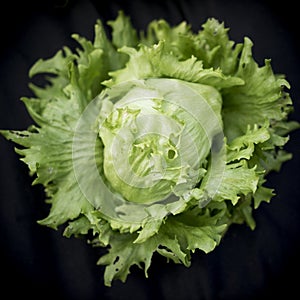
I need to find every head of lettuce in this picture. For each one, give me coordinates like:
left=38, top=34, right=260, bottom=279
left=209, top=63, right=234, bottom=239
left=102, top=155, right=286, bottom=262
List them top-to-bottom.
left=1, top=11, right=299, bottom=286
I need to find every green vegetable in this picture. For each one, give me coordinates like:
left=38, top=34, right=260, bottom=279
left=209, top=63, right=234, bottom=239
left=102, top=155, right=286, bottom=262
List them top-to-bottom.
left=1, top=11, right=299, bottom=286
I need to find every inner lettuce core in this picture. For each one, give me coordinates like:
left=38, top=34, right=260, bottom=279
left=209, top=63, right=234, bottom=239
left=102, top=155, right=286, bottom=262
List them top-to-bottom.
left=98, top=79, right=223, bottom=204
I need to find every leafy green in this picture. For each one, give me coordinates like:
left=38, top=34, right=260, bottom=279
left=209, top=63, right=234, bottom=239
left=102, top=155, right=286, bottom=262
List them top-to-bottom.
left=1, top=11, right=298, bottom=286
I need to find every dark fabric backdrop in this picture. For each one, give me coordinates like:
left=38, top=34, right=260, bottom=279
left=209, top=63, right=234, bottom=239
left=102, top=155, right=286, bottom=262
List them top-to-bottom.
left=1, top=0, right=300, bottom=299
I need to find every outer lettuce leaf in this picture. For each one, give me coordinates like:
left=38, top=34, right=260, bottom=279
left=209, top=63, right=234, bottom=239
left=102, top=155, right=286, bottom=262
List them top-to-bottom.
left=1, top=16, right=129, bottom=228
left=222, top=38, right=293, bottom=141
left=104, top=41, right=244, bottom=89
left=96, top=205, right=227, bottom=286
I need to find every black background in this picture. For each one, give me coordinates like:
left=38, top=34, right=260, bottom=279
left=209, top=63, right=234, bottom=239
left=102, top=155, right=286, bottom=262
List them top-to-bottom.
left=1, top=0, right=300, bottom=299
